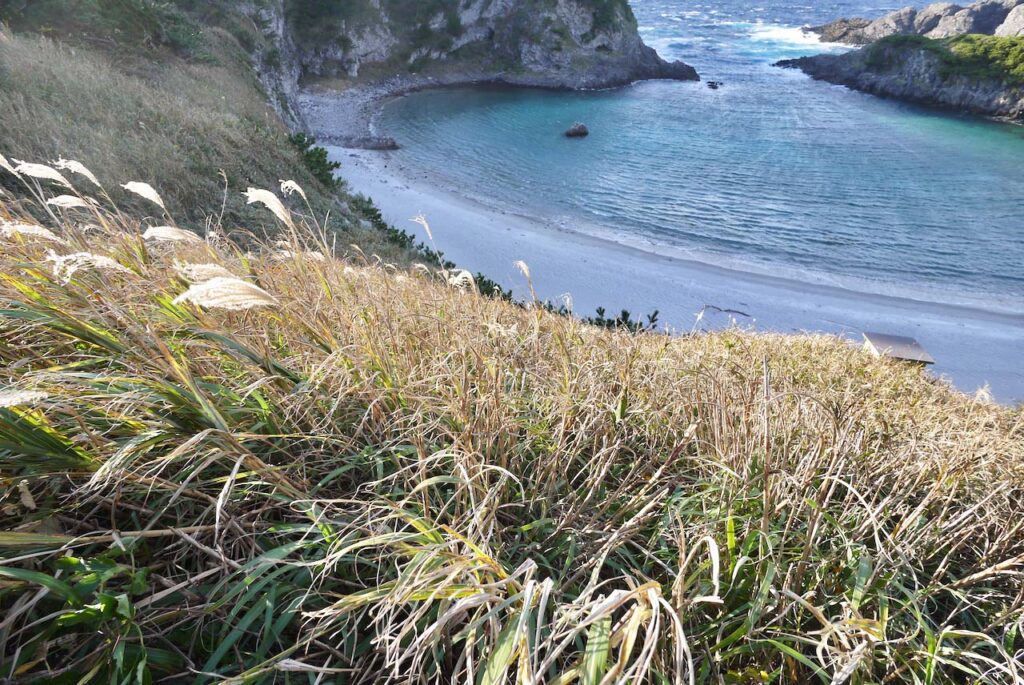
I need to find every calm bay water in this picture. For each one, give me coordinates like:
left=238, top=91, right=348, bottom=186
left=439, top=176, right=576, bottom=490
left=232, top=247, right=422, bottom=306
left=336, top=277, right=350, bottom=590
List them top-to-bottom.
left=378, top=0, right=1024, bottom=313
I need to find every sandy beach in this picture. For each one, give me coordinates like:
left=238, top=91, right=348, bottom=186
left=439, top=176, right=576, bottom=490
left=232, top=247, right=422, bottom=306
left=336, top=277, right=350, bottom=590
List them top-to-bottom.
left=330, top=145, right=1024, bottom=403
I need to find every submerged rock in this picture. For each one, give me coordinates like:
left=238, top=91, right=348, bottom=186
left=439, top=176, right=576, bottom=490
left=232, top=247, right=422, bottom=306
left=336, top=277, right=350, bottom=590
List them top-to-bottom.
left=565, top=122, right=590, bottom=138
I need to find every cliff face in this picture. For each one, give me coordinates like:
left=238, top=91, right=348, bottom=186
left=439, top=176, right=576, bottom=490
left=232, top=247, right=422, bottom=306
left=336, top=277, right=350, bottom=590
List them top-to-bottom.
left=243, top=0, right=696, bottom=129
left=276, top=0, right=696, bottom=87
left=811, top=0, right=1024, bottom=45
left=778, top=42, right=1024, bottom=120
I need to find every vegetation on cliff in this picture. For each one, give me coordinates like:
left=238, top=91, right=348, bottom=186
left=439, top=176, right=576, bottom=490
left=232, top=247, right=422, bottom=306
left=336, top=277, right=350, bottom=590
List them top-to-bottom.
left=866, top=34, right=1024, bottom=86
left=0, top=164, right=1022, bottom=683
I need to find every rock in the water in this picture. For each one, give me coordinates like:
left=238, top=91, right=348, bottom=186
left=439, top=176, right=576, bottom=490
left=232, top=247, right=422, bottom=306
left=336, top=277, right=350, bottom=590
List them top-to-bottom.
left=565, top=122, right=590, bottom=138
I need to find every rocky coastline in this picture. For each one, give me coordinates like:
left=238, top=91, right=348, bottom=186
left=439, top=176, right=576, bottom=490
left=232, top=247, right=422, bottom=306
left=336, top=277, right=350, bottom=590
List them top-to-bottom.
left=245, top=0, right=697, bottom=149
left=779, top=0, right=1024, bottom=121
left=778, top=46, right=1024, bottom=121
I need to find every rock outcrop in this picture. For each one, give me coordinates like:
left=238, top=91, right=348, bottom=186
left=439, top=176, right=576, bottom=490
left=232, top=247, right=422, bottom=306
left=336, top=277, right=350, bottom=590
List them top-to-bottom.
left=809, top=0, right=1024, bottom=45
left=777, top=44, right=1024, bottom=120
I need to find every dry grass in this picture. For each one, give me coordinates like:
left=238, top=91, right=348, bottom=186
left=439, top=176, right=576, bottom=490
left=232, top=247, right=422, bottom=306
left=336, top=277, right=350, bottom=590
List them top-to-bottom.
left=0, top=27, right=412, bottom=263
left=0, top=165, right=1022, bottom=684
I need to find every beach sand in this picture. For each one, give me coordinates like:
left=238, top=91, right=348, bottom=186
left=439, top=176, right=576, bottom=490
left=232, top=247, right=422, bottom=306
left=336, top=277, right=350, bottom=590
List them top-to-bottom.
left=332, top=146, right=1024, bottom=403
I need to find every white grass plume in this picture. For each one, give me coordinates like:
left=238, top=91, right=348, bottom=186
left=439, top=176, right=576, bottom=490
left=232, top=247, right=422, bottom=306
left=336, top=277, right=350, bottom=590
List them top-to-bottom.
left=0, top=152, right=18, bottom=177
left=53, top=159, right=102, bottom=189
left=12, top=160, right=72, bottom=188
left=279, top=180, right=307, bottom=202
left=122, top=181, right=167, bottom=211
left=245, top=188, right=294, bottom=228
left=46, top=195, right=94, bottom=209
left=411, top=214, right=433, bottom=241
left=0, top=221, right=65, bottom=244
left=143, top=225, right=202, bottom=243
left=272, top=249, right=326, bottom=263
left=46, top=250, right=133, bottom=284
left=514, top=260, right=531, bottom=280
left=174, top=262, right=237, bottom=283
left=446, top=269, right=476, bottom=290
left=173, top=277, right=278, bottom=311
left=0, top=390, right=49, bottom=408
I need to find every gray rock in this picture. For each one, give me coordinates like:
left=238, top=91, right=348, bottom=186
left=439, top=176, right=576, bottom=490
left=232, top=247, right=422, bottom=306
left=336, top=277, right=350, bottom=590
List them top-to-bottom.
left=808, top=0, right=1024, bottom=42
left=914, top=3, right=963, bottom=33
left=996, top=4, right=1024, bottom=34
left=861, top=6, right=919, bottom=42
left=809, top=18, right=871, bottom=44
left=565, top=122, right=590, bottom=138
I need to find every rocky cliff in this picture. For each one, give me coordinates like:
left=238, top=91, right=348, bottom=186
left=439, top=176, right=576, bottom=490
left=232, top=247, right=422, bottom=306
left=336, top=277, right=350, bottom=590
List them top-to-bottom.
left=241, top=0, right=697, bottom=133
left=809, top=0, right=1024, bottom=45
left=778, top=38, right=1024, bottom=120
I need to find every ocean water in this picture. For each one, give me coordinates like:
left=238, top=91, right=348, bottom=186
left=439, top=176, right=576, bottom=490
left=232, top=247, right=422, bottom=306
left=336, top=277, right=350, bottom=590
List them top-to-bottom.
left=377, top=0, right=1024, bottom=313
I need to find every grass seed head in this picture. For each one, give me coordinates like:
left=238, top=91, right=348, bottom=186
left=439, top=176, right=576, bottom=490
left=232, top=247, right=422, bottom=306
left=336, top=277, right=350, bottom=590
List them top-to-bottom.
left=53, top=158, right=102, bottom=189
left=12, top=160, right=72, bottom=188
left=122, top=181, right=167, bottom=211
left=244, top=187, right=293, bottom=228
left=0, top=221, right=65, bottom=243
left=143, top=225, right=202, bottom=243
left=173, top=276, right=278, bottom=311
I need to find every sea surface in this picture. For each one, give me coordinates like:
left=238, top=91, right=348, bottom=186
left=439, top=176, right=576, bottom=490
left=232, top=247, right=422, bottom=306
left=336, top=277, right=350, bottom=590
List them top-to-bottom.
left=377, top=0, right=1024, bottom=314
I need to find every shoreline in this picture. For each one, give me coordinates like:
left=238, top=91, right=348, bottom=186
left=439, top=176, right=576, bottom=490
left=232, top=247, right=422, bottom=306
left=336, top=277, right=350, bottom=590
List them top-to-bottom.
left=297, top=67, right=701, bottom=148
left=332, top=145, right=1024, bottom=404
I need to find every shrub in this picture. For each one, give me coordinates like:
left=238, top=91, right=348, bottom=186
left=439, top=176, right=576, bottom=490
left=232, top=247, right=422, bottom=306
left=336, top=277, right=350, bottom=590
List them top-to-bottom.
left=288, top=133, right=342, bottom=191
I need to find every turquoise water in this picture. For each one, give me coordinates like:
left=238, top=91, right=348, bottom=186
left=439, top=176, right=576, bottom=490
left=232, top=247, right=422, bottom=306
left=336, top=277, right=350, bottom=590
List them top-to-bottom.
left=378, top=0, right=1024, bottom=313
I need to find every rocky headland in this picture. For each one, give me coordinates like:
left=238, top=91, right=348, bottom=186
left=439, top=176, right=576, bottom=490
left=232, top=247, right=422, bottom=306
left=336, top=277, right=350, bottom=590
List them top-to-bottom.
left=247, top=0, right=699, bottom=148
left=779, top=0, right=1024, bottom=121
left=807, top=0, right=1024, bottom=45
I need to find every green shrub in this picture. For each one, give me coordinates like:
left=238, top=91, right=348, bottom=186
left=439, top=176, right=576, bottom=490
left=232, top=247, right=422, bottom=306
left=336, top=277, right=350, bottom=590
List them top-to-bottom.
left=288, top=133, right=342, bottom=191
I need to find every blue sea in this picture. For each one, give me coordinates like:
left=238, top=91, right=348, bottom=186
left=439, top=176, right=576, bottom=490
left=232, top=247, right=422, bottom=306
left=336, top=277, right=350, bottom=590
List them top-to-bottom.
left=377, top=0, right=1024, bottom=313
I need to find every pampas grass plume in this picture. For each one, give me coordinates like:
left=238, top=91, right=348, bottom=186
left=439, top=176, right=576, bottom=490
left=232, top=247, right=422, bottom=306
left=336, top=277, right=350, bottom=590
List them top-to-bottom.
left=173, top=277, right=278, bottom=311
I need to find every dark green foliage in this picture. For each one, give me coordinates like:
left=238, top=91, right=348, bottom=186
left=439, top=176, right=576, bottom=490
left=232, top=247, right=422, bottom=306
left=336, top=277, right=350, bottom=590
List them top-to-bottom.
left=867, top=33, right=1024, bottom=86
left=288, top=133, right=342, bottom=191
left=585, top=306, right=660, bottom=332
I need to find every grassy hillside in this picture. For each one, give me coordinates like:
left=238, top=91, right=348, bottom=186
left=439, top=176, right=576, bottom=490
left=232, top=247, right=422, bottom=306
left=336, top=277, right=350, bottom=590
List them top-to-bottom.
left=0, top=12, right=432, bottom=265
left=0, top=167, right=1022, bottom=683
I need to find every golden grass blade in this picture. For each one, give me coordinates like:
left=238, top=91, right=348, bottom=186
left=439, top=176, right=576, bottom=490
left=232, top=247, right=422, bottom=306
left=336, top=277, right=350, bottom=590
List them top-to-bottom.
left=122, top=181, right=167, bottom=211
left=172, top=276, right=278, bottom=311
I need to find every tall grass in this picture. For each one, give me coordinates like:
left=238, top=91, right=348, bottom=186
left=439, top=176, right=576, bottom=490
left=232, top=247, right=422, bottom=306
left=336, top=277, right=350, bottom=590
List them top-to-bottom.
left=0, top=161, right=1022, bottom=683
